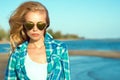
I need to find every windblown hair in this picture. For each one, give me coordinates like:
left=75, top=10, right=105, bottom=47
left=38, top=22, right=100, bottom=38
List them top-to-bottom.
left=9, top=1, right=50, bottom=51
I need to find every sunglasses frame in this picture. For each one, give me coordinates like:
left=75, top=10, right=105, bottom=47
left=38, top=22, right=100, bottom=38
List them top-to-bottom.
left=23, top=21, right=47, bottom=31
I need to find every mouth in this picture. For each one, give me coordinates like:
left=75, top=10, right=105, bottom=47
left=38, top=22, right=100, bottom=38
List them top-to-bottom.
left=31, top=33, right=39, bottom=37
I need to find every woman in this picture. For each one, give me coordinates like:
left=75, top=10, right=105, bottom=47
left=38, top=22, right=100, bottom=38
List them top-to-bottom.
left=5, top=1, right=70, bottom=80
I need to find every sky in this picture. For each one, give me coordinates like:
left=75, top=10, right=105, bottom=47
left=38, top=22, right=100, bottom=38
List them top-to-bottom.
left=0, top=0, right=120, bottom=39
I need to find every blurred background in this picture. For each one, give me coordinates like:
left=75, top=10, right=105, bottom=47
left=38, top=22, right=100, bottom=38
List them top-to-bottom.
left=0, top=0, right=120, bottom=80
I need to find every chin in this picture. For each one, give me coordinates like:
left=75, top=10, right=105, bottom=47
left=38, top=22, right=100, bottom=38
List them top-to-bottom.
left=30, top=36, right=42, bottom=41
left=32, top=38, right=40, bottom=41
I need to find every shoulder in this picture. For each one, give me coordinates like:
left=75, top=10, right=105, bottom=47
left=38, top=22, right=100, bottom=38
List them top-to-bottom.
left=45, top=32, right=67, bottom=49
left=51, top=39, right=67, bottom=49
left=51, top=39, right=68, bottom=58
left=10, top=41, right=28, bottom=58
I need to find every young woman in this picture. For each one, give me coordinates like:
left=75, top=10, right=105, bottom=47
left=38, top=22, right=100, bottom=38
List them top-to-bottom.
left=5, top=1, right=70, bottom=80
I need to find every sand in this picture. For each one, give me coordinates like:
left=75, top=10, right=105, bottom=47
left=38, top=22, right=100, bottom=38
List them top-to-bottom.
left=0, top=50, right=120, bottom=79
left=69, top=50, right=120, bottom=58
left=0, top=54, right=9, bottom=79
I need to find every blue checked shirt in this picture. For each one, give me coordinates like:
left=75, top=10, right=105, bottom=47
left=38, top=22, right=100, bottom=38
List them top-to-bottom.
left=5, top=33, right=70, bottom=80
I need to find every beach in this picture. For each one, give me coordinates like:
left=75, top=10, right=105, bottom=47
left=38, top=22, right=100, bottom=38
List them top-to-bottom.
left=0, top=50, right=120, bottom=79
left=69, top=50, right=120, bottom=58
left=0, top=54, right=9, bottom=79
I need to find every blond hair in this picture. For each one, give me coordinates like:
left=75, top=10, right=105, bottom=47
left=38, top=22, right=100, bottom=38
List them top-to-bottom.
left=9, top=1, right=50, bottom=51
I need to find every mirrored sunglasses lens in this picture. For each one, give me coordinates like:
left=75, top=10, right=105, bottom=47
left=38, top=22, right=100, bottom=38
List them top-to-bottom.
left=24, top=22, right=34, bottom=30
left=37, top=22, right=46, bottom=30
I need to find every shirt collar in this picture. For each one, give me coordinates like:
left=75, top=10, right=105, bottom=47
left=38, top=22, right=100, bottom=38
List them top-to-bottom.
left=17, top=32, right=53, bottom=54
left=44, top=32, right=53, bottom=42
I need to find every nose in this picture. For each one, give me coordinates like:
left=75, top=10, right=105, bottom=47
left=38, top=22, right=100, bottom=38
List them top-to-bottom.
left=33, top=25, right=38, bottom=31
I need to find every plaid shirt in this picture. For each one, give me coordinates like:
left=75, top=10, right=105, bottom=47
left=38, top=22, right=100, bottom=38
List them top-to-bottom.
left=5, top=33, right=70, bottom=80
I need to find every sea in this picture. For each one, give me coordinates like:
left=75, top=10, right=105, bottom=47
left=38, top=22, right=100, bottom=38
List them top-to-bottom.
left=0, top=39, right=120, bottom=80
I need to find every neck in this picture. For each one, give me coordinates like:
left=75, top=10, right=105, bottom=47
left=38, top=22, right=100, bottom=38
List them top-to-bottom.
left=28, top=38, right=44, bottom=49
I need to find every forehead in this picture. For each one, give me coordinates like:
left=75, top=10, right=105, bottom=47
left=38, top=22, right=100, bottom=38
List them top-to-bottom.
left=24, top=11, right=46, bottom=22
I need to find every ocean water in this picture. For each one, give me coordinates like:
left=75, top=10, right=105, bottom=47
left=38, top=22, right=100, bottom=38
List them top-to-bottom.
left=0, top=39, right=120, bottom=53
left=63, top=39, right=120, bottom=51
left=0, top=40, right=120, bottom=80
left=0, top=43, right=10, bottom=53
left=70, top=56, right=120, bottom=80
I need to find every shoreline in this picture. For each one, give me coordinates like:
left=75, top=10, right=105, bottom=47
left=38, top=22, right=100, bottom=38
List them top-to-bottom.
left=0, top=41, right=9, bottom=44
left=0, top=50, right=120, bottom=79
left=1, top=50, right=120, bottom=58
left=69, top=50, right=120, bottom=58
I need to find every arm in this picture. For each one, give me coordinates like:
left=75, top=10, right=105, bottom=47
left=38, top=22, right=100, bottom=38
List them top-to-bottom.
left=61, top=44, right=71, bottom=80
left=5, top=53, right=17, bottom=80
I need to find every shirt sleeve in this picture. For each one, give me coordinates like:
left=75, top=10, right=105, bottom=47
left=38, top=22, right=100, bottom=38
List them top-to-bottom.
left=61, top=44, right=71, bottom=80
left=5, top=53, right=17, bottom=80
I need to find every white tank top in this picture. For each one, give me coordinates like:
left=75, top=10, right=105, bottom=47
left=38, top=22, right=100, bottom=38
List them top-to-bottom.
left=24, top=53, right=47, bottom=80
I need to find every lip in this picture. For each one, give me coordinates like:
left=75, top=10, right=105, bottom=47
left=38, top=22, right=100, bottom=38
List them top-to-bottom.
left=31, top=33, right=39, bottom=37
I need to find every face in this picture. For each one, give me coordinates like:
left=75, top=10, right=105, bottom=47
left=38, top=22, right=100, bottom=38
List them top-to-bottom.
left=24, top=11, right=47, bottom=41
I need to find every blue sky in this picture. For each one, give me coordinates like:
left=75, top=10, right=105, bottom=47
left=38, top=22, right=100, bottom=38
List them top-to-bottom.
left=0, top=0, right=120, bottom=39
